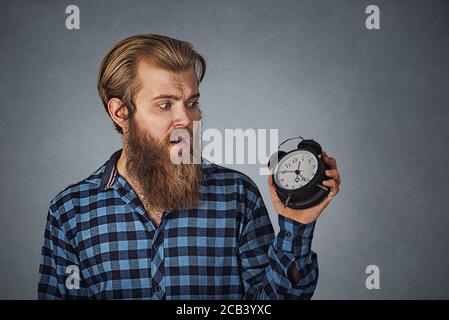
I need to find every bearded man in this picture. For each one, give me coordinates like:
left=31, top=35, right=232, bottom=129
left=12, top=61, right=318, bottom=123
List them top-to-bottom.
left=38, top=34, right=340, bottom=300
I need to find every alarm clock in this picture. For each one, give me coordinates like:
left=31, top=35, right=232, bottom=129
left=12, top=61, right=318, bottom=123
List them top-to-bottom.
left=268, top=136, right=331, bottom=209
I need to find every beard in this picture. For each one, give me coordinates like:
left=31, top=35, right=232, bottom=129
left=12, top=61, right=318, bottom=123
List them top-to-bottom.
left=124, top=118, right=203, bottom=213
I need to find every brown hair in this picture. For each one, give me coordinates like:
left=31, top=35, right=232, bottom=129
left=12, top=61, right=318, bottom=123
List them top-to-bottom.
left=97, top=34, right=206, bottom=134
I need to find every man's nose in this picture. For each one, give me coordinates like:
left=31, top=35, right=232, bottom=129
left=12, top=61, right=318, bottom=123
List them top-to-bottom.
left=172, top=104, right=191, bottom=128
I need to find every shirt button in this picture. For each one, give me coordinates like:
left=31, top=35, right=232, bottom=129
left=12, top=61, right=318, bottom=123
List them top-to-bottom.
left=284, top=231, right=291, bottom=239
left=157, top=237, right=164, bottom=246
left=154, top=285, right=162, bottom=293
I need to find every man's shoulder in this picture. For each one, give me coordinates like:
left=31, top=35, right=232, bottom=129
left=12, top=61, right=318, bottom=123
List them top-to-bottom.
left=202, top=160, right=261, bottom=195
left=48, top=161, right=109, bottom=218
left=202, top=161, right=266, bottom=215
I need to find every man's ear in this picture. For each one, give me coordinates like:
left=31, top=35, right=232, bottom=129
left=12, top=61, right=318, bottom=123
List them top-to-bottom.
left=107, top=98, right=129, bottom=133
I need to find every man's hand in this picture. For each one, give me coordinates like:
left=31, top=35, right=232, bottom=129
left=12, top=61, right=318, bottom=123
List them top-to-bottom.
left=267, top=151, right=341, bottom=225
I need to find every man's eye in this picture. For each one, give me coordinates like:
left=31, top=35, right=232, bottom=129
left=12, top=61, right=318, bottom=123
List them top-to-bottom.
left=187, top=101, right=199, bottom=109
left=158, top=103, right=171, bottom=110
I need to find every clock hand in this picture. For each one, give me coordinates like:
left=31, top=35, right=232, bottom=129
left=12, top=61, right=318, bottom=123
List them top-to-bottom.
left=294, top=161, right=303, bottom=181
left=280, top=170, right=297, bottom=174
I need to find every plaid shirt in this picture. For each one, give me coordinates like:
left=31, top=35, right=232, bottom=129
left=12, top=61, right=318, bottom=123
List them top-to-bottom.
left=38, top=150, right=318, bottom=300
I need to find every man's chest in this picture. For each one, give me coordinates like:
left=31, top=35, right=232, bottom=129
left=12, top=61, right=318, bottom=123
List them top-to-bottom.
left=74, top=206, right=243, bottom=297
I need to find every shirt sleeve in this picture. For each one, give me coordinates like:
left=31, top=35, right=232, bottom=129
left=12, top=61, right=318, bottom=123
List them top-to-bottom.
left=238, top=187, right=319, bottom=300
left=37, top=204, right=88, bottom=300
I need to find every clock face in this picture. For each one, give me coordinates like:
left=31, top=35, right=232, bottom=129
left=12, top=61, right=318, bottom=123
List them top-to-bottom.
left=274, top=150, right=318, bottom=190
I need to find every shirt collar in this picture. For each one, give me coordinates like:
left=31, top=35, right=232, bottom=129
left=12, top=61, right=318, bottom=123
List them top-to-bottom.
left=99, top=149, right=122, bottom=191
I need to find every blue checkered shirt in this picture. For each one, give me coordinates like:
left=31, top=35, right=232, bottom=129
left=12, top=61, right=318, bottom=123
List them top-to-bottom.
left=38, top=150, right=318, bottom=300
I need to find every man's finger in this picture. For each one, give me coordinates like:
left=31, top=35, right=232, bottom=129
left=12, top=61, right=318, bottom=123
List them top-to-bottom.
left=322, top=151, right=338, bottom=169
left=325, top=169, right=341, bottom=185
left=325, top=169, right=339, bottom=179
left=322, top=179, right=339, bottom=196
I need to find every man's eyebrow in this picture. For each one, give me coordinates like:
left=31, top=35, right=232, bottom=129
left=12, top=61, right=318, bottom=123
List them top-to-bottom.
left=152, top=92, right=200, bottom=101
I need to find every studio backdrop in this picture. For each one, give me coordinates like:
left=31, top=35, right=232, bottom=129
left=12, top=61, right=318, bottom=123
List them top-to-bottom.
left=1, top=0, right=448, bottom=299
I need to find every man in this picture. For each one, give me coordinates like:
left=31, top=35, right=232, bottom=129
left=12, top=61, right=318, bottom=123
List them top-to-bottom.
left=38, top=34, right=340, bottom=299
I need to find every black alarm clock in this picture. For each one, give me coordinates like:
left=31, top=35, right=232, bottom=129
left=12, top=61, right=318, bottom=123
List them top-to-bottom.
left=268, top=136, right=330, bottom=209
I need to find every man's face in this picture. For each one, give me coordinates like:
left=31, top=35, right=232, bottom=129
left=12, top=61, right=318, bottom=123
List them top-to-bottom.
left=121, top=61, right=204, bottom=213
left=129, top=61, right=202, bottom=150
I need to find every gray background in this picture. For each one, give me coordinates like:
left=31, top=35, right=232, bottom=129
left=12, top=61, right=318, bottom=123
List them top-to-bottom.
left=1, top=0, right=448, bottom=299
